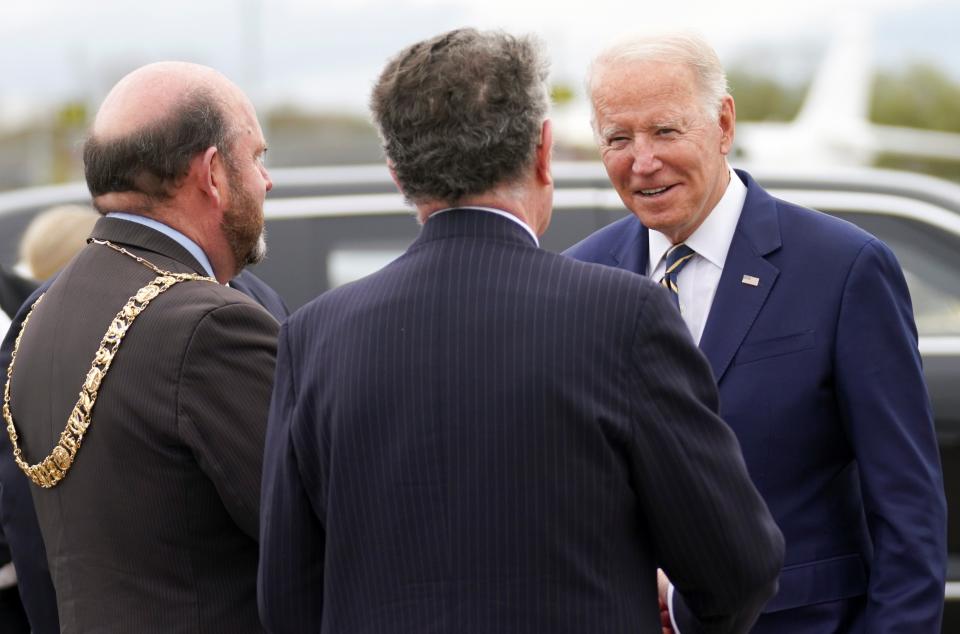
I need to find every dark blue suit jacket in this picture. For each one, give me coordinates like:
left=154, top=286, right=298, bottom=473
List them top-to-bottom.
left=565, top=169, right=947, bottom=632
left=259, top=209, right=784, bottom=634
left=0, top=267, right=287, bottom=634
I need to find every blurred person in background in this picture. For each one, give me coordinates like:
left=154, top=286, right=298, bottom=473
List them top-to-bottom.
left=258, top=27, right=783, bottom=634
left=16, top=205, right=98, bottom=282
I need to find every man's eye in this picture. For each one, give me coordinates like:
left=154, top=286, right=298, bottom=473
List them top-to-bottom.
left=656, top=128, right=678, bottom=136
left=606, top=136, right=629, bottom=146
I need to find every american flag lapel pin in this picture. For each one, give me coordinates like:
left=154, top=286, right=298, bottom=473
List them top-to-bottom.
left=741, top=275, right=760, bottom=287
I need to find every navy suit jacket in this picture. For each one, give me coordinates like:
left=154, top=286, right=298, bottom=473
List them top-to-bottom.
left=565, top=169, right=947, bottom=632
left=259, top=208, right=784, bottom=634
left=0, top=265, right=287, bottom=634
left=0, top=267, right=36, bottom=322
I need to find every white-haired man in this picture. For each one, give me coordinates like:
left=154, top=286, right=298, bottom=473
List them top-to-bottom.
left=566, top=33, right=946, bottom=633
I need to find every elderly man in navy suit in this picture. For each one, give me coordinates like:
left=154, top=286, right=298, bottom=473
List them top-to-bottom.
left=258, top=28, right=783, bottom=634
left=565, top=33, right=946, bottom=633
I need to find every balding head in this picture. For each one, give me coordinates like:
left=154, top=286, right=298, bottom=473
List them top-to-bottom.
left=83, top=61, right=251, bottom=208
left=92, top=62, right=242, bottom=141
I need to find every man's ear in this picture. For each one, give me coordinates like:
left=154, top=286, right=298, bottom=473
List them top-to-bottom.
left=718, top=95, right=736, bottom=155
left=535, top=119, right=554, bottom=187
left=196, top=145, right=224, bottom=207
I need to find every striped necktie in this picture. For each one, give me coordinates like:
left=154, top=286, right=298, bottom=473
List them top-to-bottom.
left=660, top=243, right=695, bottom=310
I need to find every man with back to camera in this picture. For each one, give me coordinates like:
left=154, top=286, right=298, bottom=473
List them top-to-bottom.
left=258, top=28, right=784, bottom=634
left=564, top=33, right=947, bottom=632
left=3, top=61, right=278, bottom=633
left=0, top=238, right=288, bottom=634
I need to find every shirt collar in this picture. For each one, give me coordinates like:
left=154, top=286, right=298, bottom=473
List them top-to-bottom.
left=648, top=165, right=746, bottom=274
left=431, top=206, right=539, bottom=247
left=105, top=212, right=216, bottom=279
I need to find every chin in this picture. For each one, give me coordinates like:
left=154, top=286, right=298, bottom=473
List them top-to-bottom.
left=244, top=232, right=268, bottom=267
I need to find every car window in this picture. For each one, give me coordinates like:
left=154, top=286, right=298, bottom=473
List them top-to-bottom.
left=253, top=206, right=606, bottom=310
left=328, top=244, right=405, bottom=288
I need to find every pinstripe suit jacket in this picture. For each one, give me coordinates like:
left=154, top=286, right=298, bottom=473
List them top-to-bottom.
left=259, top=208, right=783, bottom=634
left=5, top=217, right=279, bottom=633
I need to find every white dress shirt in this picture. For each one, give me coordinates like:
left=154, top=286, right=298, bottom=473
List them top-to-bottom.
left=648, top=166, right=747, bottom=344
left=653, top=166, right=747, bottom=633
left=0, top=308, right=11, bottom=335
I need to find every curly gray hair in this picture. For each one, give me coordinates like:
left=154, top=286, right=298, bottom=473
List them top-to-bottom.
left=370, top=28, right=551, bottom=206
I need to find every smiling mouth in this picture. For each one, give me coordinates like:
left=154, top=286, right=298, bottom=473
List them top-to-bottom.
left=637, top=185, right=675, bottom=197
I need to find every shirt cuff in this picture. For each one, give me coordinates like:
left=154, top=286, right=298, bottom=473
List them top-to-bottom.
left=0, top=562, right=17, bottom=589
left=668, top=583, right=681, bottom=634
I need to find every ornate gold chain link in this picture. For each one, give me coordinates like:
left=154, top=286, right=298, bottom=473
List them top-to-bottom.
left=3, top=240, right=216, bottom=488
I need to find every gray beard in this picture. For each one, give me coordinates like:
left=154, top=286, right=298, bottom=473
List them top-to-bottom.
left=243, top=229, right=268, bottom=268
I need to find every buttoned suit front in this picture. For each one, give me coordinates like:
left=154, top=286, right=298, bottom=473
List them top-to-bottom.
left=565, top=169, right=947, bottom=632
left=258, top=208, right=784, bottom=634
left=5, top=216, right=279, bottom=634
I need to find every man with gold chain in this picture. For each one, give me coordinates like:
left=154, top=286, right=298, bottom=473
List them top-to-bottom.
left=3, top=61, right=278, bottom=633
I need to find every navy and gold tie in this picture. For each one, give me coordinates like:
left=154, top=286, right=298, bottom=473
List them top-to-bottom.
left=660, top=243, right=695, bottom=310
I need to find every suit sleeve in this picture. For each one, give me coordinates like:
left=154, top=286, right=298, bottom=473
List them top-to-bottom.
left=834, top=239, right=946, bottom=631
left=232, top=271, right=290, bottom=322
left=0, top=284, right=59, bottom=634
left=626, top=286, right=784, bottom=634
left=178, top=301, right=279, bottom=539
left=258, top=321, right=326, bottom=633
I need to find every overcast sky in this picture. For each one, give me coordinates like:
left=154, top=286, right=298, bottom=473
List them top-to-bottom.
left=1, top=0, right=958, bottom=124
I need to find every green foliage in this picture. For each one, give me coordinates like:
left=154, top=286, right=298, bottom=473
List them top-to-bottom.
left=730, top=61, right=960, bottom=132
left=871, top=63, right=960, bottom=132
left=727, top=69, right=806, bottom=122
left=550, top=83, right=576, bottom=107
left=55, top=102, right=87, bottom=128
left=875, top=154, right=960, bottom=181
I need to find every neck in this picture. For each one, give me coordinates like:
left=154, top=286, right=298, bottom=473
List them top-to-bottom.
left=419, top=190, right=543, bottom=236
left=153, top=202, right=235, bottom=284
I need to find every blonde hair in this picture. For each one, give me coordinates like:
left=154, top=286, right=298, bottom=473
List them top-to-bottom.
left=19, top=205, right=98, bottom=280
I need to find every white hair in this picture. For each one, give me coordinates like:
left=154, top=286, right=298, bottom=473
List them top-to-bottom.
left=587, top=32, right=730, bottom=130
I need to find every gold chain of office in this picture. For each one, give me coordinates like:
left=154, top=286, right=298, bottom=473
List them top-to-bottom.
left=2, top=239, right=216, bottom=488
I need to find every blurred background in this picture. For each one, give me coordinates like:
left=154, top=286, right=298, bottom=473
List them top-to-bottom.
left=1, top=0, right=958, bottom=191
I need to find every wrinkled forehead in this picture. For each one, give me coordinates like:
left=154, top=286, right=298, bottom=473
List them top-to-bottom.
left=592, top=60, right=701, bottom=117
left=226, top=94, right=266, bottom=148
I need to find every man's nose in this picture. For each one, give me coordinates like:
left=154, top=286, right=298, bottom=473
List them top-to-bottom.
left=631, top=139, right=662, bottom=175
left=262, top=166, right=273, bottom=192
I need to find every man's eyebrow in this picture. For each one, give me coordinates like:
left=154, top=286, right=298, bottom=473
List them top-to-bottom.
left=651, top=118, right=683, bottom=129
left=599, top=124, right=626, bottom=138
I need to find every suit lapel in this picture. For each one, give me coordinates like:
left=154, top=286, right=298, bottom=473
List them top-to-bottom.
left=699, top=171, right=782, bottom=383
left=609, top=216, right=648, bottom=275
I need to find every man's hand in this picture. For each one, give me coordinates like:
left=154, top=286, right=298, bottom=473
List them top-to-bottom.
left=658, top=569, right=674, bottom=634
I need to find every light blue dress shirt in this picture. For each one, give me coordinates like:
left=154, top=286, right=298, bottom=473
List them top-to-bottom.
left=105, top=212, right=216, bottom=279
